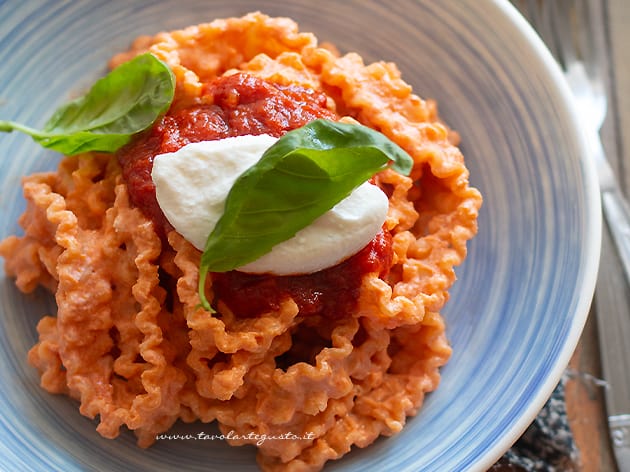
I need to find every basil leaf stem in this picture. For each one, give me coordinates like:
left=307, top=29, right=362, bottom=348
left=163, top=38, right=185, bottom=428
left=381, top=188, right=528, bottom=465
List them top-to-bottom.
left=0, top=53, right=175, bottom=155
left=198, top=119, right=413, bottom=310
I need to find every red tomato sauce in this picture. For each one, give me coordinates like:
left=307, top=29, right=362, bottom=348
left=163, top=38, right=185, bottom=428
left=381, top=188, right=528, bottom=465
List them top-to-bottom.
left=117, top=72, right=393, bottom=318
left=117, top=72, right=337, bottom=233
left=212, top=229, right=393, bottom=318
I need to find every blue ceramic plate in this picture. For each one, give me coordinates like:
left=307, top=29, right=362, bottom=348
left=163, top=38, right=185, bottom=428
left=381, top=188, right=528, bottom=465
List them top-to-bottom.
left=0, top=1, right=600, bottom=471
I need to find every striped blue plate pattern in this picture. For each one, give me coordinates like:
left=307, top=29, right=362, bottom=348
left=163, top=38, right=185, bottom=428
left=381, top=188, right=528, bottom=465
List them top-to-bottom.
left=0, top=1, right=600, bottom=471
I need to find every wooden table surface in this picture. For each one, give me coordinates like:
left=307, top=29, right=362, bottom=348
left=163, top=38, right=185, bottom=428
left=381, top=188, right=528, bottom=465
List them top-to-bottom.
left=563, top=0, right=629, bottom=471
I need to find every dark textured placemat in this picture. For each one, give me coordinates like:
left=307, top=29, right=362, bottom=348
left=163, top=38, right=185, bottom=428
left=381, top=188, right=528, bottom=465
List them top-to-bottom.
left=490, top=374, right=580, bottom=471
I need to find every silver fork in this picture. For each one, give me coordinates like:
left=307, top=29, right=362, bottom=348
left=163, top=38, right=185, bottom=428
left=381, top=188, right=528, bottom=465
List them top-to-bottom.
left=511, top=1, right=630, bottom=471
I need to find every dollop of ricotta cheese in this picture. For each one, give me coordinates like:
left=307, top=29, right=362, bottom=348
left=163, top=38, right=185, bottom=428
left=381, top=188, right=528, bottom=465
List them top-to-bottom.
left=151, top=134, right=389, bottom=275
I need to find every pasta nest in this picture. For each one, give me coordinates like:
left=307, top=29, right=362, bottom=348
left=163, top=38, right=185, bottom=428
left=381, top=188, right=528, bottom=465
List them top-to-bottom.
left=0, top=12, right=482, bottom=472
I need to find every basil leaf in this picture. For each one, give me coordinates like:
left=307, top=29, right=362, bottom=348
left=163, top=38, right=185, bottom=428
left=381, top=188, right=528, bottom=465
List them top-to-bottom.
left=0, top=53, right=175, bottom=155
left=198, top=119, right=413, bottom=310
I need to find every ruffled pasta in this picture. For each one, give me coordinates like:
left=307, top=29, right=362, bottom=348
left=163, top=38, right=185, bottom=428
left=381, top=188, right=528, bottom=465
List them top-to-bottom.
left=1, top=12, right=482, bottom=471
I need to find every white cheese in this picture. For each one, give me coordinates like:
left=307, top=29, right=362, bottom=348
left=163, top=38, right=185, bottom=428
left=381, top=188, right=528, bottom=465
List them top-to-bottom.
left=152, top=134, right=277, bottom=251
left=151, top=135, right=389, bottom=275
left=238, top=182, right=388, bottom=274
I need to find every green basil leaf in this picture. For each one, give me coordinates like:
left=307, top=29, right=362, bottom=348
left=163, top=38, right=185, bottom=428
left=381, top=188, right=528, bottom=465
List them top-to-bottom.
left=0, top=53, right=175, bottom=155
left=198, top=118, right=413, bottom=310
